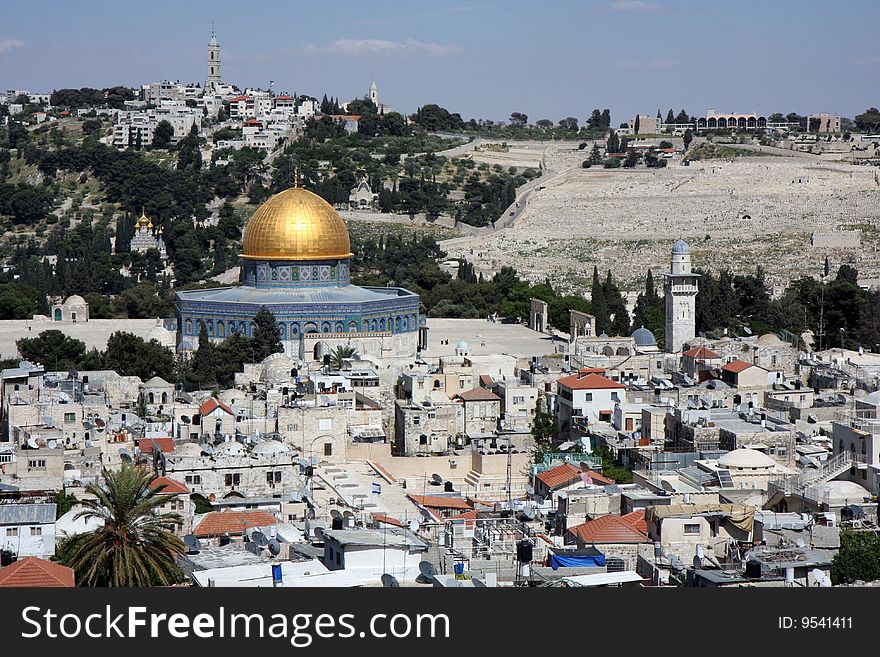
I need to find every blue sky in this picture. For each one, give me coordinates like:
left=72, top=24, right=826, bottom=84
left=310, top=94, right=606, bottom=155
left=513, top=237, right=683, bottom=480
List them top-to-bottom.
left=1, top=0, right=877, bottom=123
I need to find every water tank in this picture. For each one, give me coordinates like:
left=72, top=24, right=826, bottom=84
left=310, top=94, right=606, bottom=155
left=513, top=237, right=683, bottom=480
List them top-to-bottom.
left=444, top=481, right=454, bottom=492
left=332, top=516, right=344, bottom=530
left=219, top=534, right=231, bottom=547
left=516, top=540, right=533, bottom=564
left=653, top=541, right=662, bottom=558
left=745, top=560, right=762, bottom=579
left=272, top=563, right=283, bottom=586
left=785, top=567, right=795, bottom=584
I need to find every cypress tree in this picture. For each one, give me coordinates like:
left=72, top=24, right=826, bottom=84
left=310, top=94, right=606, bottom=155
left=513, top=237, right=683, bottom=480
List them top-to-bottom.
left=591, top=266, right=608, bottom=334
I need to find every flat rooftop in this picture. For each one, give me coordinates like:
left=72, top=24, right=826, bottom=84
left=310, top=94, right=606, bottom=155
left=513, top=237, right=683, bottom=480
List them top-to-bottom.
left=422, top=318, right=566, bottom=359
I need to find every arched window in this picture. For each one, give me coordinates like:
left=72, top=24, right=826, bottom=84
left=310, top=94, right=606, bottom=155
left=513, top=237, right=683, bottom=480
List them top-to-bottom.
left=395, top=316, right=402, bottom=332
left=379, top=318, right=386, bottom=331
left=185, top=319, right=193, bottom=334
left=217, top=321, right=225, bottom=337
left=321, top=321, right=331, bottom=333
left=349, top=321, right=358, bottom=333
left=335, top=322, right=344, bottom=333
left=277, top=323, right=286, bottom=339
left=291, top=323, right=300, bottom=336
left=148, top=392, right=155, bottom=404
left=161, top=392, right=168, bottom=404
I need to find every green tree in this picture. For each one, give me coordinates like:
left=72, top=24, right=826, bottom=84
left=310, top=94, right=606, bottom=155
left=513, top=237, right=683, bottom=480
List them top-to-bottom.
left=152, top=120, right=174, bottom=148
left=606, top=129, right=620, bottom=154
left=683, top=129, right=693, bottom=150
left=591, top=266, right=609, bottom=333
left=252, top=306, right=282, bottom=360
left=17, top=330, right=87, bottom=370
left=104, top=332, right=175, bottom=381
left=329, top=344, right=357, bottom=369
left=56, top=466, right=185, bottom=587
left=54, top=489, right=78, bottom=518
left=831, top=530, right=880, bottom=585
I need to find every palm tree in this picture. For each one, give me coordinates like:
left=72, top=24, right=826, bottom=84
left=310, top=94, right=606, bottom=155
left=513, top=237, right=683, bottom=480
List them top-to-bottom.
left=329, top=344, right=357, bottom=370
left=58, top=465, right=185, bottom=587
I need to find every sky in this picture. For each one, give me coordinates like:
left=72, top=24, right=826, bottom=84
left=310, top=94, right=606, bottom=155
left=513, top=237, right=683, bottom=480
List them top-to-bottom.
left=1, top=0, right=878, bottom=124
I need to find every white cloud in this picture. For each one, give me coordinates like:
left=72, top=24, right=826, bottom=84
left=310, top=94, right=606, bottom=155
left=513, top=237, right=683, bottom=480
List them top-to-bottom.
left=607, top=1, right=662, bottom=12
left=302, top=38, right=460, bottom=57
left=0, top=39, right=25, bottom=54
left=614, top=58, right=674, bottom=69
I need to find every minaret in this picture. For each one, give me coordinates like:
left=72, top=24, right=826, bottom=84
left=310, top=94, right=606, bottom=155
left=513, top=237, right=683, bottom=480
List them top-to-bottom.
left=206, top=26, right=221, bottom=93
left=664, top=239, right=699, bottom=353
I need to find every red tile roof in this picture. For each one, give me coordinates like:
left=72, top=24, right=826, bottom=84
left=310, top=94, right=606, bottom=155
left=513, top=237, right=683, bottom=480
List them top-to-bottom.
left=228, top=95, right=250, bottom=102
left=684, top=346, right=721, bottom=360
left=721, top=359, right=754, bottom=373
left=578, top=367, right=606, bottom=375
left=557, top=372, right=626, bottom=391
left=479, top=374, right=495, bottom=388
left=456, top=387, right=501, bottom=402
left=199, top=397, right=233, bottom=416
left=138, top=437, right=174, bottom=453
left=536, top=463, right=615, bottom=490
left=149, top=476, right=190, bottom=495
left=407, top=494, right=473, bottom=510
left=621, top=509, right=648, bottom=534
left=193, top=510, right=277, bottom=537
left=448, top=510, right=478, bottom=528
left=371, top=513, right=404, bottom=528
left=567, top=514, right=650, bottom=544
left=0, top=557, right=75, bottom=588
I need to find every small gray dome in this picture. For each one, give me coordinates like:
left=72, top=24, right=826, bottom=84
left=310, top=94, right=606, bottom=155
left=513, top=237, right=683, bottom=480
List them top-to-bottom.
left=672, top=239, right=690, bottom=255
left=632, top=326, right=657, bottom=346
left=599, top=332, right=609, bottom=339
left=456, top=340, right=469, bottom=351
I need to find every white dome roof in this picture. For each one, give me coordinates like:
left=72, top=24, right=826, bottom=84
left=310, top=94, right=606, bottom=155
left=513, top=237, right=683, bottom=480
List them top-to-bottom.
left=63, top=295, right=87, bottom=306
left=756, top=333, right=786, bottom=346
left=456, top=340, right=469, bottom=351
left=251, top=440, right=291, bottom=456
left=216, top=441, right=246, bottom=456
left=174, top=442, right=203, bottom=457
left=718, top=448, right=775, bottom=469
left=814, top=480, right=872, bottom=504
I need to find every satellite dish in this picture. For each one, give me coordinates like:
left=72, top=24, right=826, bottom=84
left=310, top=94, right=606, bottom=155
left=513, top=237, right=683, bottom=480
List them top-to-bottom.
left=42, top=416, right=55, bottom=427
left=82, top=420, right=94, bottom=429
left=26, top=437, right=39, bottom=449
left=47, top=440, right=57, bottom=449
left=201, top=443, right=214, bottom=455
left=298, top=458, right=310, bottom=468
left=431, top=473, right=443, bottom=485
left=524, top=484, right=534, bottom=495
left=208, top=493, right=216, bottom=502
left=330, top=510, right=342, bottom=519
left=408, top=519, right=420, bottom=533
left=313, top=527, right=325, bottom=541
left=251, top=530, right=268, bottom=547
left=183, top=535, right=201, bottom=554
left=268, top=539, right=281, bottom=556
left=244, top=542, right=261, bottom=556
left=419, top=561, right=437, bottom=579
left=381, top=574, right=400, bottom=588
left=472, top=577, right=487, bottom=588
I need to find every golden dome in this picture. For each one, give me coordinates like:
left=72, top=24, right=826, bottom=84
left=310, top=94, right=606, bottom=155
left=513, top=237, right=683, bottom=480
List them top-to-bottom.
left=241, top=187, right=352, bottom=261
left=136, top=209, right=151, bottom=228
